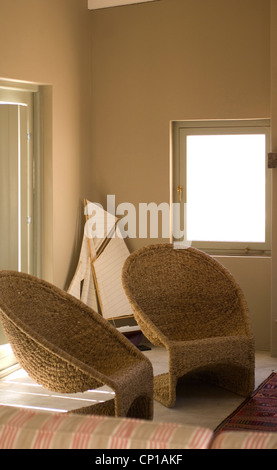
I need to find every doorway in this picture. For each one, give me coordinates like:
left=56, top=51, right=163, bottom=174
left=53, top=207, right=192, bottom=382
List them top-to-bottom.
left=0, top=83, right=41, bottom=361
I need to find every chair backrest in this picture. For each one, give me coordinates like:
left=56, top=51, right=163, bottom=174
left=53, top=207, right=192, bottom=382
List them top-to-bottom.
left=122, top=244, right=253, bottom=341
left=0, top=270, right=144, bottom=377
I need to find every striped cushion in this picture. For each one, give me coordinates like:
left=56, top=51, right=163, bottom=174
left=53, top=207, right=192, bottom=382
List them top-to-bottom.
left=0, top=406, right=213, bottom=449
left=211, top=431, right=277, bottom=449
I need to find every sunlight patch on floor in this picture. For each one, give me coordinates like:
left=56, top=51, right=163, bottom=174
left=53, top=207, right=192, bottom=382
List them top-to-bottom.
left=0, top=368, right=115, bottom=413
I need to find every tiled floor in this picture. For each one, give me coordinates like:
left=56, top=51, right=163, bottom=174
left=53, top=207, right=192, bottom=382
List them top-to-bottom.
left=0, top=345, right=277, bottom=430
left=144, top=346, right=277, bottom=429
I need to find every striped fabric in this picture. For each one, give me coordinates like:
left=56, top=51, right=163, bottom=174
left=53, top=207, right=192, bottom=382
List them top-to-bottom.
left=0, top=406, right=213, bottom=449
left=211, top=431, right=277, bottom=449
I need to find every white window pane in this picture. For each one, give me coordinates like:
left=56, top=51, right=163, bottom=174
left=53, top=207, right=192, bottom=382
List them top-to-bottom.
left=186, top=134, right=266, bottom=243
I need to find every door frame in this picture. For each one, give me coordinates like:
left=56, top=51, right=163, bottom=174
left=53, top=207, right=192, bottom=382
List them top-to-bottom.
left=0, top=81, right=42, bottom=278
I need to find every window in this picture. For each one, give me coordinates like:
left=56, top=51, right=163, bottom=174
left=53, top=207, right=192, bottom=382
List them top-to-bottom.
left=172, top=120, right=271, bottom=254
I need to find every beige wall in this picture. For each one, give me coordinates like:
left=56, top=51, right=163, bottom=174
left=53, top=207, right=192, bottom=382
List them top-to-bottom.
left=0, top=0, right=91, bottom=288
left=0, top=0, right=274, bottom=351
left=89, top=0, right=272, bottom=349
left=89, top=0, right=270, bottom=244
left=215, top=256, right=271, bottom=351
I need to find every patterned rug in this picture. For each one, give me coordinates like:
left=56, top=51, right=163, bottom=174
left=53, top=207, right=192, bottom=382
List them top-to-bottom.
left=214, top=372, right=277, bottom=434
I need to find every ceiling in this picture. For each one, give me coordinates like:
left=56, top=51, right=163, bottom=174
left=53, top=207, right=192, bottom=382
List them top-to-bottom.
left=88, top=0, right=159, bottom=10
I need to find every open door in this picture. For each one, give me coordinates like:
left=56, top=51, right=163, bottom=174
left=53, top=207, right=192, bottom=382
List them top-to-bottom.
left=0, top=86, right=37, bottom=375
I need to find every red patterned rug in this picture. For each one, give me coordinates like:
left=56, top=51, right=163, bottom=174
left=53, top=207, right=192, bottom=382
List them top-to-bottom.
left=214, top=372, right=277, bottom=434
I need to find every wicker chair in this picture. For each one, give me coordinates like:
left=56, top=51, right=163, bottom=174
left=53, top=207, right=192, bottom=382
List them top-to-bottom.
left=122, top=244, right=255, bottom=408
left=0, top=270, right=153, bottom=419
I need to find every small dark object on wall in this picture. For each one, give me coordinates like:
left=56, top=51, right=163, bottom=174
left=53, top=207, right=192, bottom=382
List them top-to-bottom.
left=268, top=153, right=277, bottom=168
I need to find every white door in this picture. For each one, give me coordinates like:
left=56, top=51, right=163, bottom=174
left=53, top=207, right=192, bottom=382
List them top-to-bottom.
left=0, top=88, right=35, bottom=349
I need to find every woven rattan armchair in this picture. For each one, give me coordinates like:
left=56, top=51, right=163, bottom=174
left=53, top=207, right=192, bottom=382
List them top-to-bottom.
left=122, top=244, right=255, bottom=408
left=0, top=271, right=153, bottom=419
